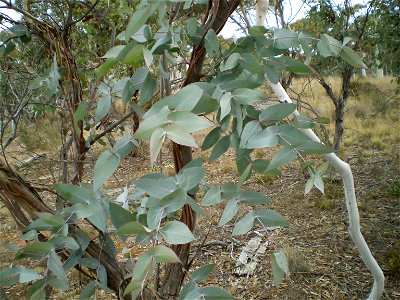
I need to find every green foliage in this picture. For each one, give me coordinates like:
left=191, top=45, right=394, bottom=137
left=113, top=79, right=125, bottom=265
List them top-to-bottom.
left=0, top=0, right=370, bottom=298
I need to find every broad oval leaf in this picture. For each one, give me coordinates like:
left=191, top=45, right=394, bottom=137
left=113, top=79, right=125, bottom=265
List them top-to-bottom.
left=126, top=3, right=159, bottom=41
left=273, top=29, right=299, bottom=49
left=340, top=45, right=367, bottom=69
left=232, top=88, right=264, bottom=105
left=219, top=92, right=232, bottom=121
left=95, top=95, right=111, bottom=123
left=259, top=103, right=296, bottom=123
left=167, top=111, right=212, bottom=133
left=164, top=124, right=198, bottom=148
left=202, top=127, right=221, bottom=151
left=150, top=128, right=166, bottom=165
left=209, top=135, right=230, bottom=161
left=267, top=146, right=297, bottom=171
left=93, top=150, right=120, bottom=190
left=201, top=186, right=222, bottom=206
left=218, top=199, right=239, bottom=227
left=254, top=208, right=289, bottom=228
left=232, top=211, right=255, bottom=236
left=117, top=221, right=148, bottom=235
left=160, top=221, right=196, bottom=244
left=148, top=245, right=182, bottom=263
left=271, top=249, right=289, bottom=287
left=184, top=287, right=234, bottom=300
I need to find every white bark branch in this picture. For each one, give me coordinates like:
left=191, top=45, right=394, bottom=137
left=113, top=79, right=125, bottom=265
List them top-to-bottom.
left=255, top=3, right=384, bottom=299
left=269, top=82, right=385, bottom=300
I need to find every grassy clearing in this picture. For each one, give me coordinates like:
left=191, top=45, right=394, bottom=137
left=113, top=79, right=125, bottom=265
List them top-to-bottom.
left=289, top=76, right=399, bottom=157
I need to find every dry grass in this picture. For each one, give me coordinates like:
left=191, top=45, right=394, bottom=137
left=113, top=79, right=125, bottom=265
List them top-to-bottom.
left=289, top=76, right=399, bottom=157
left=17, top=112, right=62, bottom=151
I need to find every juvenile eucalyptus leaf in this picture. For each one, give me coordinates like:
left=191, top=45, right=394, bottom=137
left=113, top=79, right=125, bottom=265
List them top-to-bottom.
left=126, top=2, right=159, bottom=41
left=205, top=29, right=220, bottom=55
left=273, top=29, right=298, bottom=49
left=318, top=34, right=342, bottom=57
left=102, top=45, right=125, bottom=59
left=340, top=46, right=368, bottom=69
left=143, top=47, right=153, bottom=67
left=221, top=53, right=240, bottom=71
left=239, top=53, right=263, bottom=74
left=96, top=59, right=118, bottom=80
left=264, top=64, right=280, bottom=84
left=140, top=74, right=157, bottom=105
left=168, top=84, right=204, bottom=111
left=232, top=88, right=264, bottom=105
left=219, top=92, right=232, bottom=121
left=95, top=95, right=111, bottom=123
left=74, top=100, right=88, bottom=136
left=259, top=103, right=296, bottom=123
left=134, top=107, right=170, bottom=140
left=167, top=111, right=212, bottom=133
left=293, top=114, right=315, bottom=129
left=239, top=120, right=262, bottom=148
left=164, top=124, right=198, bottom=148
left=202, top=127, right=221, bottom=151
left=245, top=127, right=279, bottom=149
left=150, top=128, right=166, bottom=165
left=113, top=134, right=139, bottom=158
left=209, top=135, right=230, bottom=161
left=296, top=140, right=333, bottom=154
left=267, top=147, right=297, bottom=171
left=93, top=150, right=120, bottom=190
left=238, top=164, right=252, bottom=185
left=304, top=175, right=314, bottom=195
left=313, top=175, right=325, bottom=194
left=201, top=186, right=222, bottom=206
left=157, top=188, right=187, bottom=213
left=237, top=191, right=271, bottom=205
left=218, top=199, right=239, bottom=227
left=254, top=208, right=289, bottom=228
left=232, top=211, right=255, bottom=236
left=160, top=221, right=196, bottom=244
left=117, top=222, right=148, bottom=235
left=16, top=242, right=54, bottom=259
left=148, top=245, right=182, bottom=263
left=271, top=249, right=289, bottom=286
left=48, top=251, right=67, bottom=283
left=191, top=264, right=215, bottom=283
left=0, top=266, right=42, bottom=287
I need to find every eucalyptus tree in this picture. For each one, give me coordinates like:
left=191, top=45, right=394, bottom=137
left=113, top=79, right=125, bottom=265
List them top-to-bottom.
left=288, top=0, right=376, bottom=152
left=0, top=1, right=384, bottom=299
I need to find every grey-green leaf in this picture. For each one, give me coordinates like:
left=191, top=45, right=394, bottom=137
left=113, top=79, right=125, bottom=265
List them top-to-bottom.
left=150, top=128, right=166, bottom=165
left=209, top=135, right=230, bottom=161
left=93, top=150, right=120, bottom=190
left=218, top=199, right=239, bottom=227
left=160, top=221, right=196, bottom=244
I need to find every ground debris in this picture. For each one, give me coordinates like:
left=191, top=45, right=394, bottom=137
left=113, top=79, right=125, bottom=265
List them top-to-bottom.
left=234, top=237, right=269, bottom=276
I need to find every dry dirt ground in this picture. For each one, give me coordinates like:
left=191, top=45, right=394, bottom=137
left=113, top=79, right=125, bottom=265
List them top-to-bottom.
left=0, top=78, right=399, bottom=299
left=0, top=136, right=399, bottom=300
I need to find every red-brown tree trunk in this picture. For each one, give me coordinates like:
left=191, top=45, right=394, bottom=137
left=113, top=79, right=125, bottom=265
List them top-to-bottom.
left=158, top=1, right=241, bottom=298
